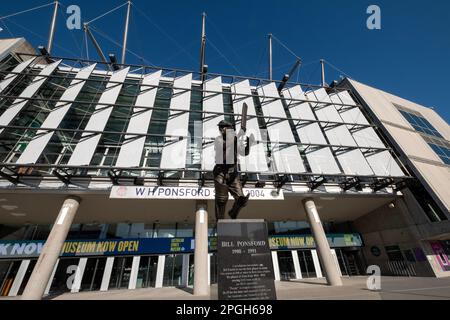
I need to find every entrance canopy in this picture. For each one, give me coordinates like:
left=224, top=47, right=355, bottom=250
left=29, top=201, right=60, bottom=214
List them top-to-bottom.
left=0, top=190, right=398, bottom=224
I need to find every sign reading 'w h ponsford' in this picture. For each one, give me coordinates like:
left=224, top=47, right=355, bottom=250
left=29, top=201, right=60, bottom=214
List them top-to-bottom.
left=109, top=186, right=284, bottom=200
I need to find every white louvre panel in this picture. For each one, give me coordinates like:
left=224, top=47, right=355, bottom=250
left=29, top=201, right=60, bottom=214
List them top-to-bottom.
left=0, top=58, right=35, bottom=94
left=0, top=60, right=61, bottom=134
left=16, top=64, right=97, bottom=164
left=68, top=67, right=130, bottom=166
left=115, top=70, right=162, bottom=168
left=160, top=73, right=192, bottom=169
left=201, top=77, right=225, bottom=171
left=231, top=80, right=268, bottom=173
left=257, top=83, right=305, bottom=174
left=283, top=85, right=341, bottom=174
left=307, top=88, right=374, bottom=176
left=331, top=90, right=368, bottom=125
left=330, top=91, right=404, bottom=176
left=329, top=92, right=383, bottom=148
left=365, top=150, right=404, bottom=176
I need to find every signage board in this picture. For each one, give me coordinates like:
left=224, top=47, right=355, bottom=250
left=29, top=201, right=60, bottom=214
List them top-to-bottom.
left=110, top=186, right=284, bottom=200
left=217, top=220, right=277, bottom=300
left=0, top=233, right=362, bottom=259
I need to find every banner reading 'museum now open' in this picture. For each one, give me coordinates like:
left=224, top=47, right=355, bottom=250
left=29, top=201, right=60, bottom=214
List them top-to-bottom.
left=109, top=186, right=284, bottom=200
left=0, top=234, right=363, bottom=259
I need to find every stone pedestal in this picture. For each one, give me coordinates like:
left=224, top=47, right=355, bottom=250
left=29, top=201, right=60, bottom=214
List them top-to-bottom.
left=217, top=219, right=277, bottom=300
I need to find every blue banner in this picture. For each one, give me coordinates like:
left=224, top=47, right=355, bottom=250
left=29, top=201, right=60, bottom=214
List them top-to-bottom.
left=0, top=233, right=362, bottom=259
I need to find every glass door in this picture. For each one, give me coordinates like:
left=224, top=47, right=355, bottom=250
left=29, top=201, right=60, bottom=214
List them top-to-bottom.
left=335, top=249, right=349, bottom=276
left=297, top=250, right=317, bottom=278
left=277, top=251, right=296, bottom=280
left=209, top=253, right=218, bottom=284
left=163, top=254, right=183, bottom=287
left=188, top=254, right=194, bottom=287
left=136, top=256, right=158, bottom=289
left=80, top=257, right=107, bottom=292
left=108, top=257, right=133, bottom=290
left=18, top=259, right=37, bottom=295
left=0, top=260, right=21, bottom=296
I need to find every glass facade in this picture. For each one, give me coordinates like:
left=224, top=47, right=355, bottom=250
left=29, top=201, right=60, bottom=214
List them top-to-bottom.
left=0, top=52, right=409, bottom=187
left=397, top=108, right=449, bottom=165
left=398, top=109, right=444, bottom=139
left=423, top=136, right=450, bottom=165
left=80, top=257, right=107, bottom=292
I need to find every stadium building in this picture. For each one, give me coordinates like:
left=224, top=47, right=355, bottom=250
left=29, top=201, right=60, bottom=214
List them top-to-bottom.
left=0, top=4, right=448, bottom=299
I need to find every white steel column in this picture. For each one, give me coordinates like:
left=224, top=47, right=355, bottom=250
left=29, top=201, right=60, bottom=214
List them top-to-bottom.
left=21, top=196, right=81, bottom=300
left=304, top=198, right=342, bottom=286
left=194, top=201, right=209, bottom=296
left=311, top=249, right=323, bottom=278
left=330, top=249, right=343, bottom=277
left=291, top=250, right=302, bottom=280
left=271, top=251, right=280, bottom=281
left=207, top=253, right=211, bottom=285
left=181, top=254, right=190, bottom=287
left=155, top=255, right=165, bottom=288
left=128, top=256, right=140, bottom=290
left=71, top=257, right=87, bottom=293
left=100, top=257, right=114, bottom=291
left=8, top=259, right=30, bottom=297
left=44, top=260, right=59, bottom=295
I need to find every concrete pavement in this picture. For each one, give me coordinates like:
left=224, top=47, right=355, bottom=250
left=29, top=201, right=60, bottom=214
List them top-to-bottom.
left=1, top=276, right=445, bottom=300
left=2, top=276, right=450, bottom=300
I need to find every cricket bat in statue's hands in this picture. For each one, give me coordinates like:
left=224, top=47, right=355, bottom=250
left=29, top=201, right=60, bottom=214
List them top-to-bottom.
left=241, top=102, right=248, bottom=133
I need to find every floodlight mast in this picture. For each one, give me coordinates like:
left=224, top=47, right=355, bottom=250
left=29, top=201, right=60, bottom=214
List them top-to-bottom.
left=47, top=1, right=59, bottom=54
left=121, top=1, right=132, bottom=65
left=199, top=12, right=207, bottom=82
left=268, top=33, right=273, bottom=81
left=321, top=59, right=326, bottom=87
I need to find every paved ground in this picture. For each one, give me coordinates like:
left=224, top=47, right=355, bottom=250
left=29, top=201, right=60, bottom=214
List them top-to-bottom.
left=3, top=276, right=449, bottom=300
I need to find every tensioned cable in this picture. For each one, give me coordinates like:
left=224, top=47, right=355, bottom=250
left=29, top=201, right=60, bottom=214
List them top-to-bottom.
left=85, top=1, right=128, bottom=25
left=0, top=2, right=55, bottom=20
left=131, top=3, right=198, bottom=66
left=130, top=8, right=147, bottom=66
left=4, top=17, right=76, bottom=57
left=206, top=17, right=257, bottom=75
left=0, top=20, right=14, bottom=37
left=89, top=25, right=156, bottom=67
left=271, top=34, right=302, bottom=61
left=207, top=38, right=243, bottom=76
left=159, top=39, right=198, bottom=66
left=254, top=42, right=266, bottom=79
left=324, top=59, right=352, bottom=79
left=254, top=60, right=298, bottom=78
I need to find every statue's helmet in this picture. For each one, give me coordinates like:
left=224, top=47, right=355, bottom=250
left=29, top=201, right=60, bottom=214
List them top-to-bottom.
left=218, top=120, right=233, bottom=128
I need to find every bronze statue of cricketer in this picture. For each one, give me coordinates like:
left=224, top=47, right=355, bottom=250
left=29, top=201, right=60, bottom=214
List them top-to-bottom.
left=213, top=103, right=254, bottom=220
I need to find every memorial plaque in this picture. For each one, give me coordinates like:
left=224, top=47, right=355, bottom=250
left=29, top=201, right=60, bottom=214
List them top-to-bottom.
left=217, top=219, right=277, bottom=300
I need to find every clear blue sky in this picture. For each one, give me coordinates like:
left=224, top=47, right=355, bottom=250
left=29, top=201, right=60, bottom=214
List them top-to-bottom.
left=1, top=0, right=449, bottom=122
